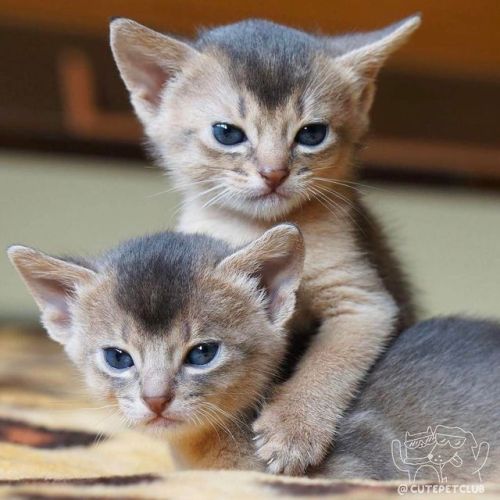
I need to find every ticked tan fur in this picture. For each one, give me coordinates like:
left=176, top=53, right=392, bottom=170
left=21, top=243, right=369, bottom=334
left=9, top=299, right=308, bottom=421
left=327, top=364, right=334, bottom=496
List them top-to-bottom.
left=109, top=16, right=420, bottom=474
left=180, top=194, right=398, bottom=473
left=5, top=226, right=389, bottom=475
left=7, top=226, right=304, bottom=473
left=10, top=237, right=500, bottom=483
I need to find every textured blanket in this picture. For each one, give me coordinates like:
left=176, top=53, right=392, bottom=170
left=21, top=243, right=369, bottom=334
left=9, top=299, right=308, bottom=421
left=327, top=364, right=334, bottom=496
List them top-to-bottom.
left=1, top=327, right=498, bottom=499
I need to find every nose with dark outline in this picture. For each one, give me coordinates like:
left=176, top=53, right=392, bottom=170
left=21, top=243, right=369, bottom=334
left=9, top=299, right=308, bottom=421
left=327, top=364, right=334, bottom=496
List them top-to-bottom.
left=258, top=165, right=289, bottom=190
left=143, top=393, right=174, bottom=416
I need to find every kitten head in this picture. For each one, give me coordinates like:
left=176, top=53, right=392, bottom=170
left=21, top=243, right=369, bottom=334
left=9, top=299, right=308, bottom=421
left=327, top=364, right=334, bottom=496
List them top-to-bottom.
left=110, top=16, right=420, bottom=220
left=8, top=225, right=304, bottom=432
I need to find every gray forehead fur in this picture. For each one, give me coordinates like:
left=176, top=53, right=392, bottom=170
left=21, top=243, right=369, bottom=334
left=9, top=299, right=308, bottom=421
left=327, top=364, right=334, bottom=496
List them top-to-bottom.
left=194, top=18, right=408, bottom=109
left=196, top=20, right=317, bottom=108
left=98, top=232, right=232, bottom=332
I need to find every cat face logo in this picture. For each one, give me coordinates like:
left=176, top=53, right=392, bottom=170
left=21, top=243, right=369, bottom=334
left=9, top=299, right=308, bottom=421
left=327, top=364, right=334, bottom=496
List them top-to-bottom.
left=392, top=424, right=489, bottom=483
left=404, top=426, right=435, bottom=450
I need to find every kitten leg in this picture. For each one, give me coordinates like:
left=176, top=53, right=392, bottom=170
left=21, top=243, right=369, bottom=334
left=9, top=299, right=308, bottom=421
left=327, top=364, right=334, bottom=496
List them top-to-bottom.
left=253, top=280, right=397, bottom=475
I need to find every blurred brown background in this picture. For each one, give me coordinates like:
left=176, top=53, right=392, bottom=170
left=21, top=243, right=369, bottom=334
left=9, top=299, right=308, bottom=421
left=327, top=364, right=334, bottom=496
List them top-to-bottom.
left=1, top=0, right=499, bottom=180
left=0, top=1, right=499, bottom=322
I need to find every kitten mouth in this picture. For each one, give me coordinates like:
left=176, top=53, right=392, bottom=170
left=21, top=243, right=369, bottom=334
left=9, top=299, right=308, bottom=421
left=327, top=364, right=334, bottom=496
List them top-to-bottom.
left=252, top=189, right=290, bottom=201
left=147, top=415, right=183, bottom=427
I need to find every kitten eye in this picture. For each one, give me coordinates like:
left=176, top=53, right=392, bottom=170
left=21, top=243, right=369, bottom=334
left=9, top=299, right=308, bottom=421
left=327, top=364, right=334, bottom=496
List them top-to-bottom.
left=212, top=123, right=247, bottom=146
left=295, top=123, right=327, bottom=146
left=185, top=342, right=219, bottom=366
left=104, top=348, right=134, bottom=370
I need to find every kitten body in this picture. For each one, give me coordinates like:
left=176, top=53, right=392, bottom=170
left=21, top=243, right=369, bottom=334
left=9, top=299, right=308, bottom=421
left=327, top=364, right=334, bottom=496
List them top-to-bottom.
left=110, top=16, right=419, bottom=473
left=8, top=226, right=304, bottom=472
left=9, top=234, right=500, bottom=481
left=174, top=315, right=500, bottom=483
left=320, top=316, right=500, bottom=481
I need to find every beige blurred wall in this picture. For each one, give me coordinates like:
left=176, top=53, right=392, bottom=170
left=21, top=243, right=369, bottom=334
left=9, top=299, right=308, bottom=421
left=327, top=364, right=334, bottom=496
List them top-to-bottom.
left=1, top=151, right=499, bottom=322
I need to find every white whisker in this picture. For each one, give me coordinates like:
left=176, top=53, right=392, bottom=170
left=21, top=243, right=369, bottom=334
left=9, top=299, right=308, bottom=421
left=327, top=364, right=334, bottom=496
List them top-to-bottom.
left=312, top=176, right=382, bottom=192
left=147, top=179, right=214, bottom=199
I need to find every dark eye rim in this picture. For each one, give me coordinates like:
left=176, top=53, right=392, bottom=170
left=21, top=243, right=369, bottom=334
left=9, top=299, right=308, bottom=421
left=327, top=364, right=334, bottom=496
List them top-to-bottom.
left=212, top=122, right=247, bottom=146
left=294, top=122, right=328, bottom=146
left=185, top=341, right=220, bottom=366
left=103, top=347, right=135, bottom=370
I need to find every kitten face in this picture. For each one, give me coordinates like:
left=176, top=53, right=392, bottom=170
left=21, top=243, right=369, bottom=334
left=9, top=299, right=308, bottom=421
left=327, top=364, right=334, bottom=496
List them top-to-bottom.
left=111, top=17, right=420, bottom=220
left=149, top=51, right=354, bottom=220
left=9, top=226, right=304, bottom=433
left=71, top=271, right=282, bottom=431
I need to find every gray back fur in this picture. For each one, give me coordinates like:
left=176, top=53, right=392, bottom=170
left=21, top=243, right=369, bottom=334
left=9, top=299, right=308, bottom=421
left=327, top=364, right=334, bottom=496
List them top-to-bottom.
left=322, top=316, right=500, bottom=482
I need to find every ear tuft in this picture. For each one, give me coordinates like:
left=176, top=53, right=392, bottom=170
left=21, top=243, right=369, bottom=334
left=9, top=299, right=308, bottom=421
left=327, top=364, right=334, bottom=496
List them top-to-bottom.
left=335, top=14, right=421, bottom=81
left=332, top=15, right=420, bottom=117
left=110, top=18, right=198, bottom=124
left=217, top=224, right=305, bottom=328
left=8, top=244, right=39, bottom=265
left=8, top=245, right=96, bottom=344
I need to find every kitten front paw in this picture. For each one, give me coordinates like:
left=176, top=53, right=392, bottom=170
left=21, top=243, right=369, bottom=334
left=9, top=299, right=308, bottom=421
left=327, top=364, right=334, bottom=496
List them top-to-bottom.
left=253, top=400, right=333, bottom=475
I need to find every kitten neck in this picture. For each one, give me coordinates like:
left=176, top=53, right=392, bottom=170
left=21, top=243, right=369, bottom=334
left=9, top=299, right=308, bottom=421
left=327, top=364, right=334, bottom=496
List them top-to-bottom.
left=167, top=410, right=262, bottom=471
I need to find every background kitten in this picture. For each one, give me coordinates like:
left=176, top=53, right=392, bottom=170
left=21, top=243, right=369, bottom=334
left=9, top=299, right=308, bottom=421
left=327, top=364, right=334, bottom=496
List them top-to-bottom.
left=110, top=15, right=419, bottom=474
left=9, top=235, right=500, bottom=481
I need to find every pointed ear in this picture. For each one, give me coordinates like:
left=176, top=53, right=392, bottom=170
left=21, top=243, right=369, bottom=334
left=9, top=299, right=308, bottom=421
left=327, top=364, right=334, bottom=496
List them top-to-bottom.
left=335, top=15, right=421, bottom=114
left=110, top=18, right=198, bottom=124
left=216, top=224, right=304, bottom=329
left=7, top=245, right=96, bottom=345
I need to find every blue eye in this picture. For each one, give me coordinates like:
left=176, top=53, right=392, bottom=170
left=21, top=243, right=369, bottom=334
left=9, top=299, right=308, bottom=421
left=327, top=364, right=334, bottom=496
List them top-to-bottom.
left=212, top=123, right=246, bottom=146
left=295, top=123, right=327, bottom=146
left=185, top=343, right=219, bottom=366
left=104, top=348, right=134, bottom=370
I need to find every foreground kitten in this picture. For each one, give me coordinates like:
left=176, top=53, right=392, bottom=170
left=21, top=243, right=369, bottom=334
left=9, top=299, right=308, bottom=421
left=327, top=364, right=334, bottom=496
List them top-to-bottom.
left=110, top=15, right=420, bottom=473
left=8, top=226, right=304, bottom=471
left=9, top=235, right=500, bottom=481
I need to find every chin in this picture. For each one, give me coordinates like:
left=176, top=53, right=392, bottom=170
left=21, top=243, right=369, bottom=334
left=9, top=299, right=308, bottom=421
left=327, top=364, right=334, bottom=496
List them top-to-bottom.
left=222, top=191, right=305, bottom=221
left=141, top=416, right=185, bottom=434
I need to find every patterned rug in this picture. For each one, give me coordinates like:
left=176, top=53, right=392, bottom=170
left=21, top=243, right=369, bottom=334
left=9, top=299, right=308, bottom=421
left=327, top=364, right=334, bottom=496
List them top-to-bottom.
left=1, top=326, right=498, bottom=499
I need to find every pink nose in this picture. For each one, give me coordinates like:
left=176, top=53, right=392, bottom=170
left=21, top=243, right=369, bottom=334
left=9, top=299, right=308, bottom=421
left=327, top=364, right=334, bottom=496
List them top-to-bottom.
left=258, top=166, right=289, bottom=190
left=143, top=394, right=173, bottom=416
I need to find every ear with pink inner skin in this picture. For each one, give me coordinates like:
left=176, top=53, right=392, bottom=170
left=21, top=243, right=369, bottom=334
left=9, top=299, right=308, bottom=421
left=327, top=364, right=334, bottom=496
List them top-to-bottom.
left=334, top=15, right=421, bottom=115
left=110, top=18, right=198, bottom=124
left=216, top=224, right=305, bottom=329
left=7, top=245, right=96, bottom=345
